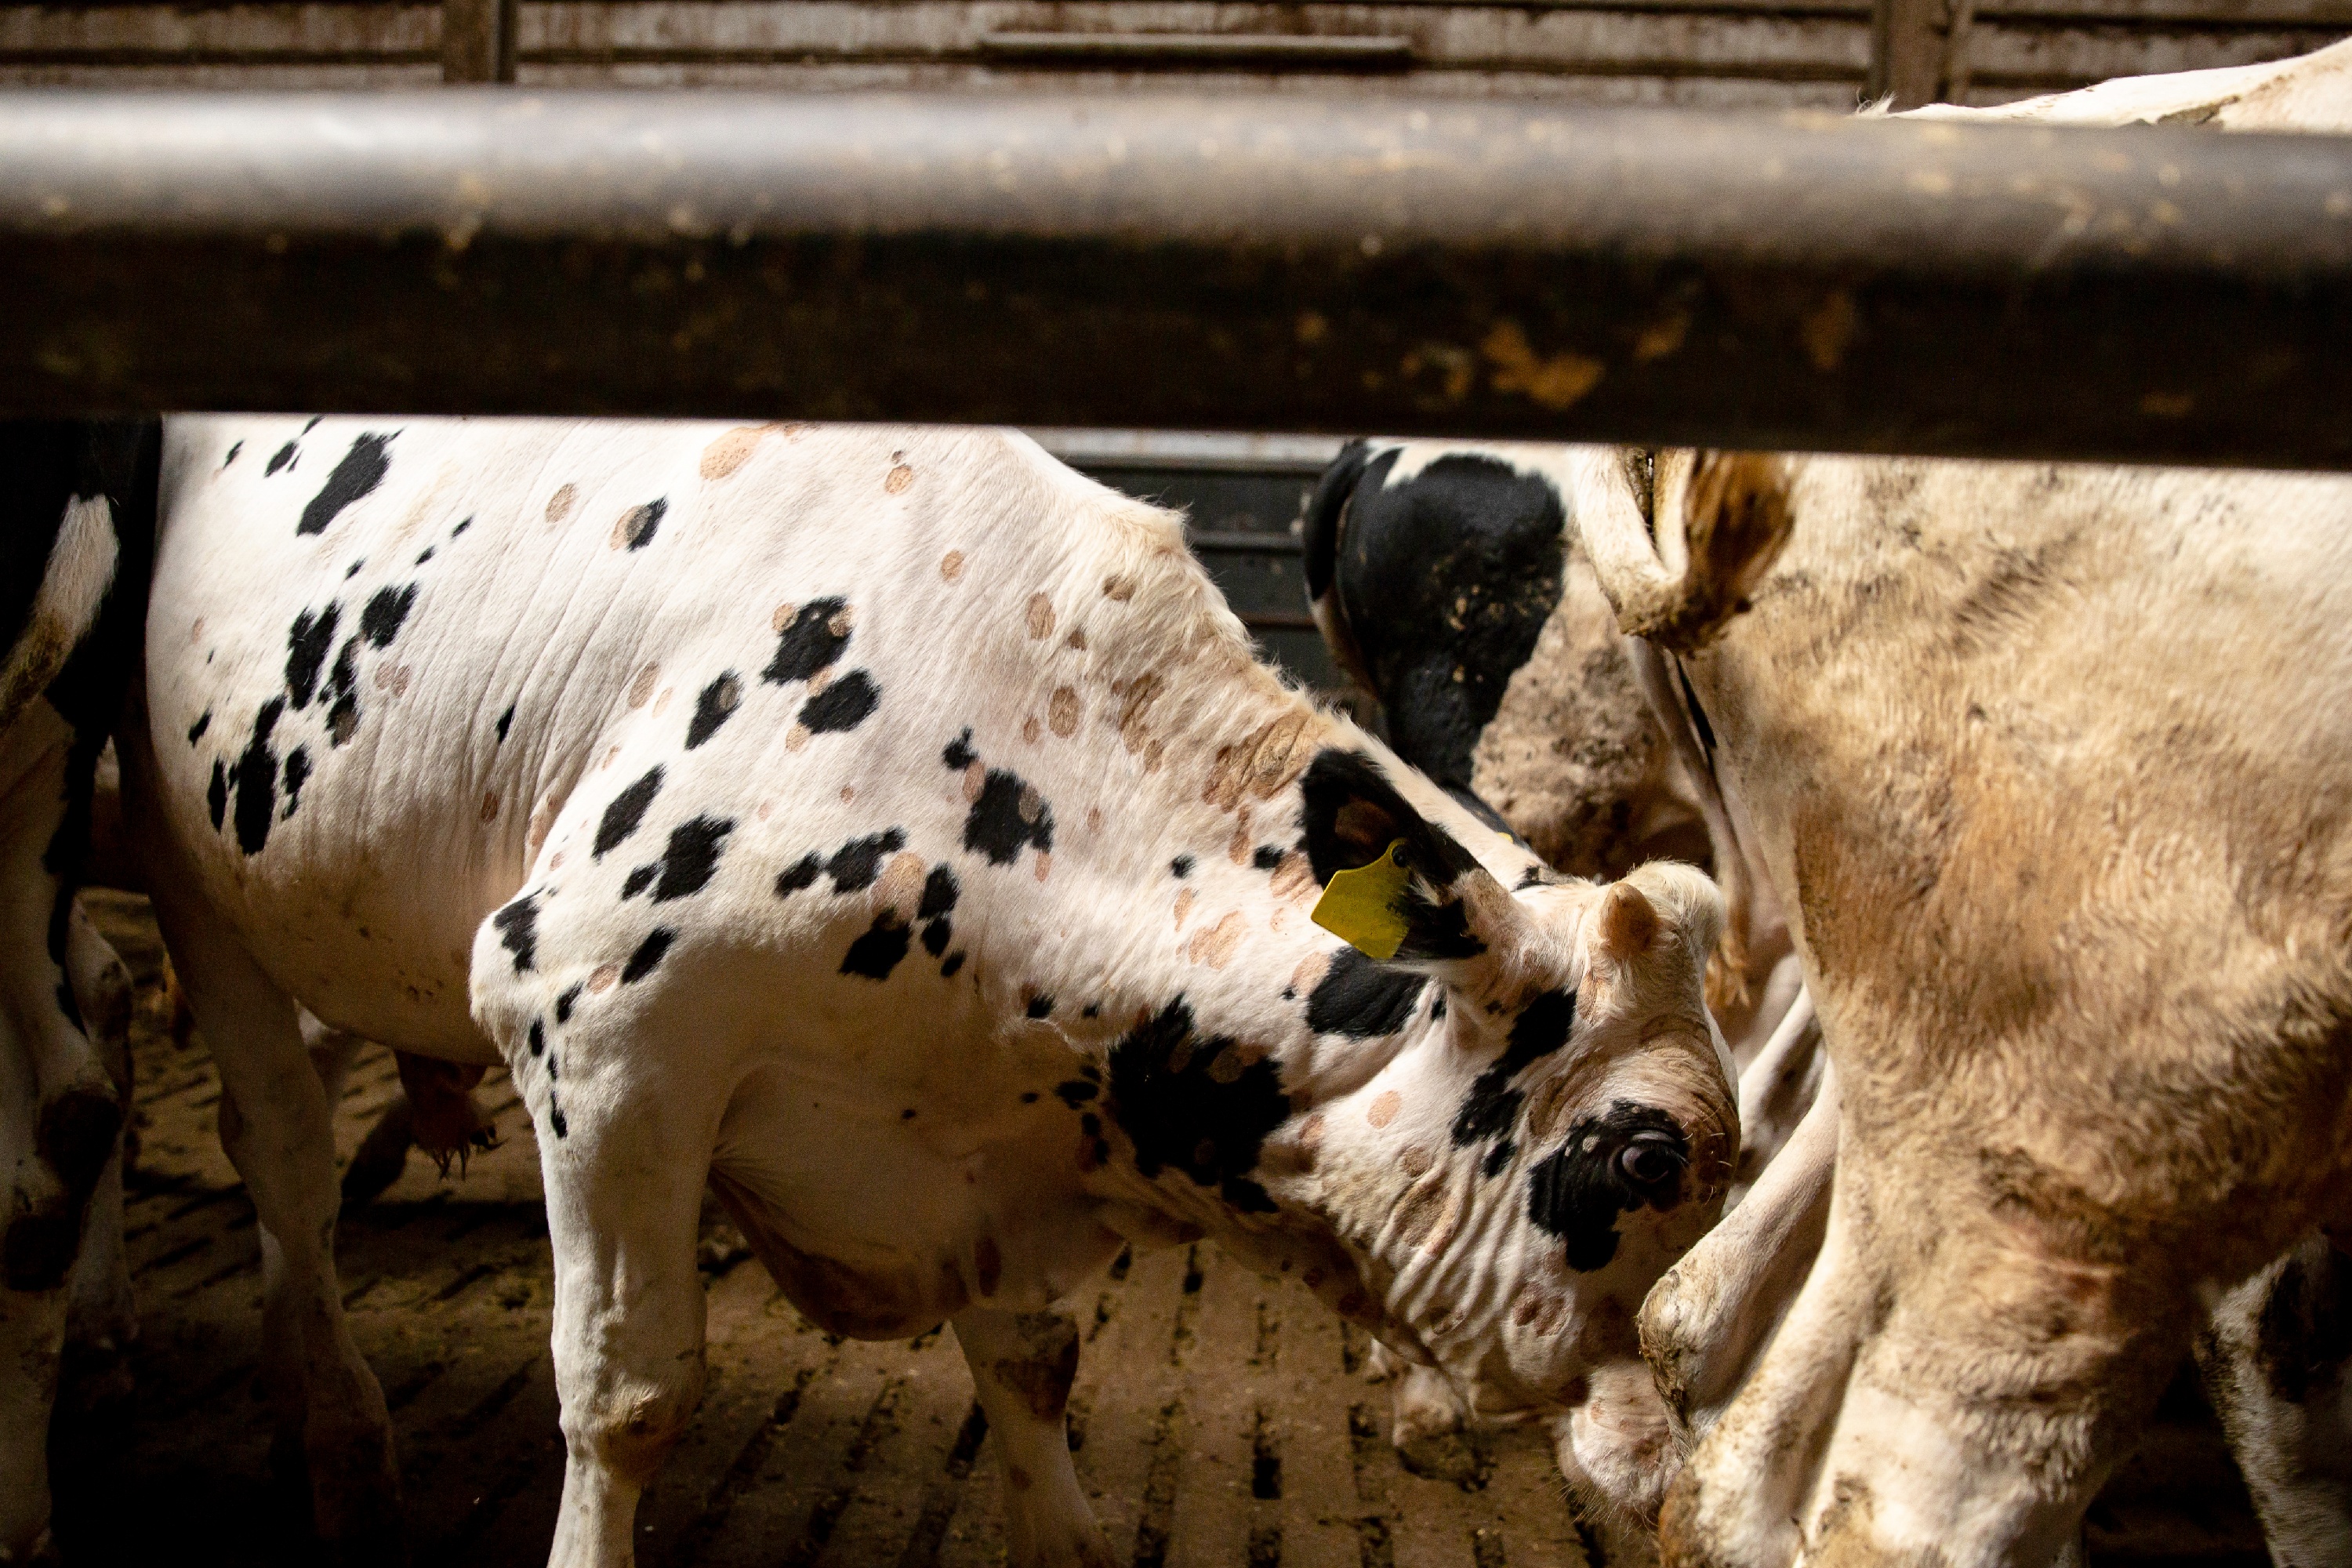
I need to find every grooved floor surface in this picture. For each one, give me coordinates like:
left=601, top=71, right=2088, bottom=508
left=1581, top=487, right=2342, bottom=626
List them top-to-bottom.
left=54, top=890, right=2268, bottom=1567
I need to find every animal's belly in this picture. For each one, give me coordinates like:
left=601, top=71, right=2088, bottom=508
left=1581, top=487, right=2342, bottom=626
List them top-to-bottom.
left=709, top=1060, right=1127, bottom=1338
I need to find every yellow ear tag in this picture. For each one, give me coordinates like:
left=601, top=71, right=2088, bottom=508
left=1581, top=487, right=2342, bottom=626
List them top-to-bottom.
left=1311, top=840, right=1414, bottom=961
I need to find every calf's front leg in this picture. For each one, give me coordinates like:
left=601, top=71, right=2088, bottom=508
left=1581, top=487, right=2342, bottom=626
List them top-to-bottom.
left=953, top=1305, right=1114, bottom=1568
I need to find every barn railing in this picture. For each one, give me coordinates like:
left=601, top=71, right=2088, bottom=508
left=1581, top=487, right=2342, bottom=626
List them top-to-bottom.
left=2, top=89, right=2347, bottom=469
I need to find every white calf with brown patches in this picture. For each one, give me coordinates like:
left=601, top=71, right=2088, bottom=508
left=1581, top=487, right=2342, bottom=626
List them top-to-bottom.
left=128, top=418, right=1736, bottom=1566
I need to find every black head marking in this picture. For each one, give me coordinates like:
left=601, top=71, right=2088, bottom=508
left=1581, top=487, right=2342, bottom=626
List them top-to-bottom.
left=1450, top=989, right=1577, bottom=1153
left=1528, top=1102, right=1690, bottom=1272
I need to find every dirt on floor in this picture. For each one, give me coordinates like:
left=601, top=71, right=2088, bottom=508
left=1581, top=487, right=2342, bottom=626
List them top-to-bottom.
left=50, top=889, right=2269, bottom=1568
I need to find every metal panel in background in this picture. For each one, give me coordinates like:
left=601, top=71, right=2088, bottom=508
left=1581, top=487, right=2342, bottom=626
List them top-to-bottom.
left=2, top=90, right=2348, bottom=469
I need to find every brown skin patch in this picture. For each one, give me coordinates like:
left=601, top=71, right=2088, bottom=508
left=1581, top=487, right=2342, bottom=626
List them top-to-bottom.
left=699, top=425, right=774, bottom=481
left=886, top=463, right=914, bottom=495
left=545, top=483, right=577, bottom=523
left=612, top=503, right=662, bottom=550
left=940, top=550, right=964, bottom=581
left=1102, top=574, right=1137, bottom=601
left=1026, top=593, right=1055, bottom=639
left=1065, top=628, right=1087, bottom=651
left=628, top=662, right=659, bottom=709
left=1116, top=672, right=1166, bottom=755
left=1050, top=687, right=1081, bottom=737
left=1203, top=712, right=1320, bottom=811
left=1023, top=717, right=1041, bottom=744
left=785, top=724, right=811, bottom=753
left=964, top=760, right=986, bottom=803
left=479, top=791, right=499, bottom=823
left=528, top=800, right=554, bottom=848
left=1086, top=807, right=1102, bottom=833
left=1227, top=815, right=1254, bottom=866
left=876, top=851, right=925, bottom=923
left=1269, top=851, right=1316, bottom=901
left=1033, top=852, right=1051, bottom=883
left=1173, top=888, right=1195, bottom=929
left=1186, top=912, right=1247, bottom=969
left=1290, top=949, right=1330, bottom=993
left=589, top=964, right=619, bottom=993
left=1367, top=1090, right=1403, bottom=1128
left=1399, top=1144, right=1432, bottom=1177
left=1392, top=1174, right=1449, bottom=1250
left=987, top=1313, right=1083, bottom=1421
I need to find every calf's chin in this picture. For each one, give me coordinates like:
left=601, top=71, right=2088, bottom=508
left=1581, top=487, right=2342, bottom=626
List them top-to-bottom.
left=1555, top=1358, right=1682, bottom=1529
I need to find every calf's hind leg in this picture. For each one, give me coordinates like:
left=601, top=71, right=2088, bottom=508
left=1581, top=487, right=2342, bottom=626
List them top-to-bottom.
left=953, top=1306, right=1114, bottom=1568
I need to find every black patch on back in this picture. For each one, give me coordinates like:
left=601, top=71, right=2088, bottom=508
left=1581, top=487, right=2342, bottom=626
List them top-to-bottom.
left=296, top=431, right=394, bottom=536
left=223, top=441, right=242, bottom=467
left=266, top=441, right=297, bottom=476
left=1324, top=449, right=1566, bottom=791
left=360, top=582, right=418, bottom=648
left=765, top=596, right=852, bottom=684
left=285, top=603, right=339, bottom=708
left=800, top=670, right=880, bottom=734
left=685, top=673, right=740, bottom=750
left=231, top=697, right=285, bottom=855
left=495, top=703, right=515, bottom=742
left=187, top=710, right=211, bottom=746
left=942, top=729, right=976, bottom=770
left=281, top=746, right=311, bottom=818
left=207, top=759, right=227, bottom=829
left=594, top=767, right=663, bottom=859
left=965, top=771, right=1053, bottom=865
left=651, top=816, right=734, bottom=902
left=828, top=829, right=906, bottom=892
left=776, top=855, right=822, bottom=897
left=622, top=866, right=655, bottom=898
left=919, top=866, right=960, bottom=920
left=492, top=895, right=539, bottom=973
left=1396, top=898, right=1483, bottom=964
left=841, top=913, right=911, bottom=980
left=921, top=919, right=953, bottom=957
left=622, top=927, right=675, bottom=983
left=1305, top=948, right=1427, bottom=1039
left=940, top=951, right=966, bottom=978
left=555, top=983, right=582, bottom=1025
left=1451, top=989, right=1577, bottom=1151
left=1105, top=997, right=1288, bottom=1214
left=527, top=1019, right=544, bottom=1057
left=1054, top=1080, right=1098, bottom=1107
left=1527, top=1102, right=1690, bottom=1272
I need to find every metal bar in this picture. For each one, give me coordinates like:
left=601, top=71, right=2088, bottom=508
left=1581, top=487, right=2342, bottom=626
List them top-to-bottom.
left=441, top=0, right=514, bottom=82
left=976, top=32, right=1416, bottom=67
left=3, top=90, right=2351, bottom=469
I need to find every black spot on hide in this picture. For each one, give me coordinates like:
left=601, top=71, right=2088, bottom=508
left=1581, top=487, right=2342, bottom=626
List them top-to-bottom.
left=303, top=416, right=322, bottom=434
left=296, top=432, right=394, bottom=536
left=223, top=441, right=242, bottom=467
left=266, top=442, right=297, bottom=476
left=615, top=499, right=666, bottom=551
left=452, top=517, right=472, bottom=537
left=415, top=548, right=434, bottom=565
left=361, top=583, right=418, bottom=648
left=765, top=597, right=852, bottom=685
left=285, top=603, right=338, bottom=708
left=800, top=670, right=880, bottom=734
left=686, top=673, right=739, bottom=750
left=232, top=698, right=285, bottom=855
left=496, top=703, right=514, bottom=742
left=188, top=710, right=211, bottom=746
left=942, top=729, right=976, bottom=771
left=282, top=746, right=311, bottom=818
left=1297, top=749, right=1479, bottom=890
left=207, top=759, right=227, bottom=829
left=595, top=768, right=663, bottom=859
left=965, top=771, right=1053, bottom=865
left=651, top=816, right=734, bottom=902
left=828, top=829, right=906, bottom=893
left=1252, top=845, right=1284, bottom=870
left=776, top=855, right=822, bottom=897
left=1171, top=855, right=1194, bottom=879
left=622, top=866, right=655, bottom=898
left=919, top=866, right=960, bottom=920
left=492, top=895, right=539, bottom=973
left=841, top=913, right=911, bottom=980
left=922, top=919, right=953, bottom=957
left=622, top=927, right=674, bottom=983
left=1305, top=948, right=1427, bottom=1040
left=940, top=952, right=966, bottom=978
left=555, top=983, right=581, bottom=1024
left=1451, top=989, right=1577, bottom=1152
left=1026, top=995, right=1056, bottom=1019
left=1106, top=997, right=1287, bottom=1215
left=528, top=1019, right=544, bottom=1056
left=1054, top=1080, right=1097, bottom=1107
left=549, top=1097, right=568, bottom=1139
left=1527, top=1101, right=1690, bottom=1272
left=2255, top=1247, right=2352, bottom=1406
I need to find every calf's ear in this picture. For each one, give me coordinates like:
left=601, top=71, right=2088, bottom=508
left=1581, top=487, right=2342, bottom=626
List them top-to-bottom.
left=1300, top=750, right=1530, bottom=980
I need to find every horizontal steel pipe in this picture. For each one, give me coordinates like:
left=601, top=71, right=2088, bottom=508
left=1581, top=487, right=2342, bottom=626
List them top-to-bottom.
left=1, top=89, right=2349, bottom=466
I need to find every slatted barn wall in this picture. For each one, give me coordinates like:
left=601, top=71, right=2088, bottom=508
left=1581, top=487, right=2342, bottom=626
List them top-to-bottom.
left=0, top=0, right=2340, bottom=108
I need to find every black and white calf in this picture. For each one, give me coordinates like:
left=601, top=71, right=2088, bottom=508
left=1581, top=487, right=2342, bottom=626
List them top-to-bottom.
left=126, top=418, right=1737, bottom=1566
left=1, top=419, right=156, bottom=1562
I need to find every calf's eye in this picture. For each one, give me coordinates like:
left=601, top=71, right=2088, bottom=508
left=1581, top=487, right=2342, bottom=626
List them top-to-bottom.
left=1617, top=1134, right=1683, bottom=1190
